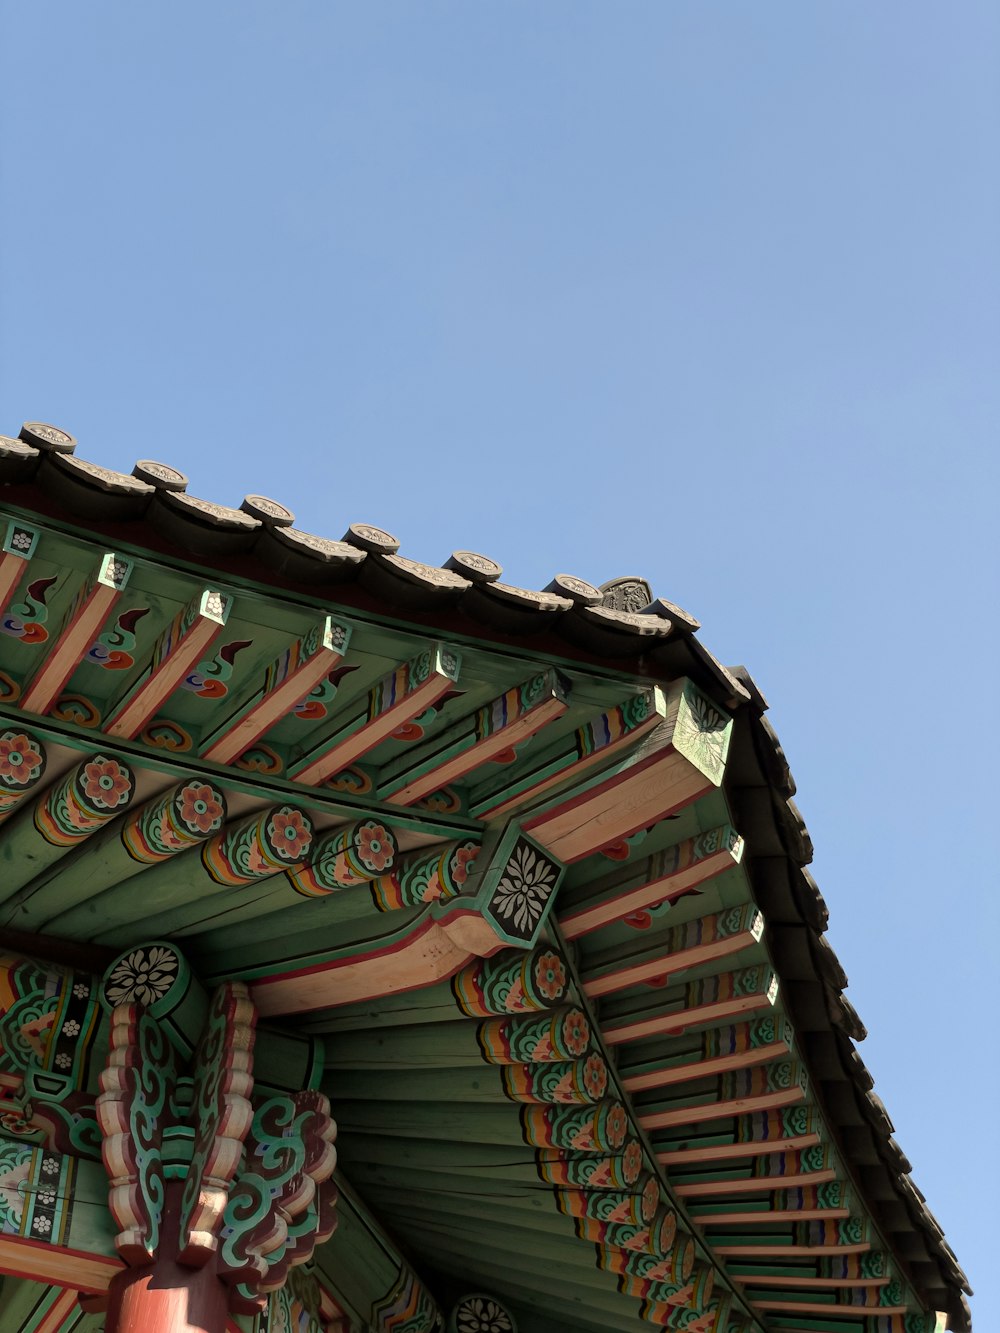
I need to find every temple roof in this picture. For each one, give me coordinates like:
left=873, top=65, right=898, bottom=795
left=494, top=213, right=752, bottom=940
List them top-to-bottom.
left=0, top=422, right=971, bottom=1333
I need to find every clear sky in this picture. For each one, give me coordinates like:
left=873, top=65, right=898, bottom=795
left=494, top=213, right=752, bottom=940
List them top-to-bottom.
left=2, top=4, right=997, bottom=1326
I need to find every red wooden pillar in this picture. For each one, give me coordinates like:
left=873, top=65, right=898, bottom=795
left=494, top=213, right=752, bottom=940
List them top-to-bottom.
left=104, top=1183, right=229, bottom=1333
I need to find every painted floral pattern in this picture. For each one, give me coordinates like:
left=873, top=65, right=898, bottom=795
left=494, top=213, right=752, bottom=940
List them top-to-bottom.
left=0, top=733, right=42, bottom=786
left=82, top=757, right=132, bottom=809
left=179, top=782, right=225, bottom=835
left=268, top=808, right=311, bottom=862
left=356, top=822, right=394, bottom=874
left=490, top=841, right=559, bottom=939
left=450, top=843, right=479, bottom=888
left=105, top=945, right=179, bottom=1007
left=534, top=951, right=567, bottom=1003
left=562, top=1009, right=590, bottom=1057
left=582, top=1052, right=608, bottom=1100
left=622, top=1140, right=644, bottom=1181
left=455, top=1296, right=514, bottom=1333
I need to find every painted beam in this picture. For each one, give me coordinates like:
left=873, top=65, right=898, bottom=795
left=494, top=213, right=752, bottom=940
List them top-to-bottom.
left=20, top=555, right=132, bottom=716
left=103, top=589, right=231, bottom=739
left=199, top=616, right=351, bottom=765
left=289, top=645, right=461, bottom=787
left=377, top=669, right=569, bottom=807
left=522, top=679, right=732, bottom=864
left=468, top=687, right=664, bottom=821
left=0, top=752, right=137, bottom=909
left=10, top=775, right=227, bottom=932
left=55, top=804, right=314, bottom=942
left=558, top=825, right=744, bottom=940
left=582, top=904, right=764, bottom=998
left=602, top=965, right=780, bottom=1046
left=619, top=1015, right=794, bottom=1095
left=638, top=1060, right=808, bottom=1131
left=654, top=1105, right=821, bottom=1165
left=670, top=1146, right=839, bottom=1197
left=689, top=1181, right=852, bottom=1224
left=711, top=1217, right=871, bottom=1258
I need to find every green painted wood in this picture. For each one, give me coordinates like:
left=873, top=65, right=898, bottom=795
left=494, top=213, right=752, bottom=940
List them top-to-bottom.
left=375, top=669, right=568, bottom=803
left=466, top=687, right=662, bottom=820
left=0, top=704, right=481, bottom=843
left=0, top=756, right=138, bottom=910
left=7, top=775, right=229, bottom=932
left=137, top=867, right=385, bottom=944
left=296, top=976, right=477, bottom=1033
left=325, top=1008, right=591, bottom=1071
left=616, top=1015, right=795, bottom=1090
left=328, top=1060, right=606, bottom=1106
left=633, top=1060, right=809, bottom=1121
left=328, top=1099, right=564, bottom=1147
left=336, top=1133, right=641, bottom=1195
left=341, top=1157, right=576, bottom=1214
left=313, top=1173, right=440, bottom=1332
left=355, top=1177, right=585, bottom=1242
left=393, top=1243, right=648, bottom=1333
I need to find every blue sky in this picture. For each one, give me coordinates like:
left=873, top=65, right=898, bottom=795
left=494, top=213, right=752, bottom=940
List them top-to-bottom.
left=2, top=4, right=997, bottom=1325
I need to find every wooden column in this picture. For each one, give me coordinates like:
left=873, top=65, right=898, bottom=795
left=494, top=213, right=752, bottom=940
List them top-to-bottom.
left=104, top=1183, right=229, bottom=1333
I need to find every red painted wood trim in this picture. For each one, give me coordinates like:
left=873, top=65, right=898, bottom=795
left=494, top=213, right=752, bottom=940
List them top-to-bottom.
left=0, top=550, right=28, bottom=617
left=20, top=582, right=121, bottom=715
left=105, top=615, right=223, bottom=739
left=201, top=645, right=341, bottom=765
left=293, top=671, right=455, bottom=787
left=385, top=695, right=568, bottom=807
left=559, top=843, right=740, bottom=940
left=248, top=906, right=506, bottom=1016
left=584, top=928, right=759, bottom=999
left=604, top=990, right=773, bottom=1046
left=624, top=1038, right=792, bottom=1093
left=640, top=1085, right=806, bottom=1131
left=657, top=1130, right=820, bottom=1166
left=674, top=1167, right=837, bottom=1198
left=691, top=1205, right=850, bottom=1224
left=0, top=1235, right=121, bottom=1293
left=713, top=1242, right=870, bottom=1257
left=730, top=1274, right=890, bottom=1289
left=35, top=1288, right=80, bottom=1332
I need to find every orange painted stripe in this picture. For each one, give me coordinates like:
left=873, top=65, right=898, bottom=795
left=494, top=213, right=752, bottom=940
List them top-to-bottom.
left=0, top=550, right=28, bottom=616
left=20, top=582, right=121, bottom=715
left=105, top=615, right=222, bottom=738
left=202, top=644, right=341, bottom=764
left=293, top=672, right=454, bottom=787
left=385, top=695, right=568, bottom=807
left=476, top=707, right=663, bottom=823
left=524, top=746, right=712, bottom=864
left=560, top=843, right=740, bottom=940
left=584, top=928, right=760, bottom=999
left=604, top=990, right=774, bottom=1046
left=626, top=1039, right=792, bottom=1093
left=640, top=1085, right=806, bottom=1131
left=658, top=1130, right=819, bottom=1166
left=674, top=1168, right=837, bottom=1198
left=691, top=1206, right=850, bottom=1224
left=0, top=1235, right=120, bottom=1293
left=713, top=1242, right=870, bottom=1258
left=731, top=1273, right=889, bottom=1289
left=36, top=1288, right=80, bottom=1332
left=752, top=1300, right=907, bottom=1315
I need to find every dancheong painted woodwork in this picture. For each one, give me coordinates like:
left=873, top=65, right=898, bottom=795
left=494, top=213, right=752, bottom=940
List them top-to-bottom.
left=0, top=423, right=969, bottom=1333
